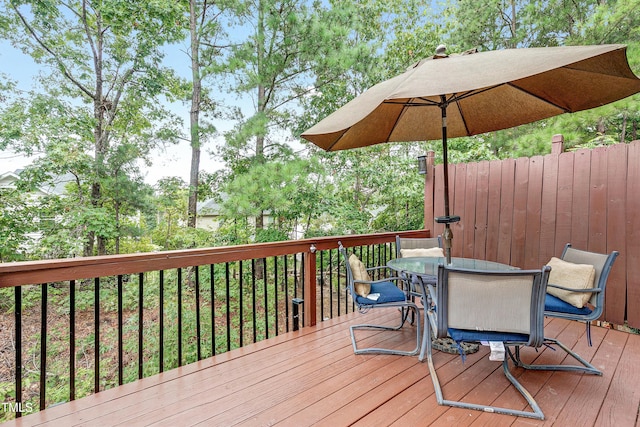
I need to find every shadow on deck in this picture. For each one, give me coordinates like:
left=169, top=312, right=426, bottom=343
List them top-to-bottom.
left=7, top=309, right=640, bottom=426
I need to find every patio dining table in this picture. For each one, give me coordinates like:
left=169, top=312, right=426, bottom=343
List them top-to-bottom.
left=387, top=256, right=518, bottom=360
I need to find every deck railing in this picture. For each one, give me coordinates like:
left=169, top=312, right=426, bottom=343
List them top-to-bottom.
left=0, top=229, right=429, bottom=420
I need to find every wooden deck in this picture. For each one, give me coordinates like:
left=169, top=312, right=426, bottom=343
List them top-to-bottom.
left=7, top=309, right=640, bottom=426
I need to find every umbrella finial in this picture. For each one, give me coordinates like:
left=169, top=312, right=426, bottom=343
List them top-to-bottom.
left=435, top=44, right=448, bottom=58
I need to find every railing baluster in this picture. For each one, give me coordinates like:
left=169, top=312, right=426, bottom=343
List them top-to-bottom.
left=329, top=249, right=334, bottom=319
left=336, top=250, right=341, bottom=316
left=319, top=251, right=324, bottom=320
left=293, top=254, right=298, bottom=298
left=301, top=254, right=305, bottom=306
left=284, top=255, right=290, bottom=332
left=273, top=256, right=278, bottom=335
left=263, top=258, right=268, bottom=339
left=251, top=259, right=257, bottom=343
left=238, top=261, right=243, bottom=348
left=225, top=262, right=231, bottom=351
left=210, top=264, right=216, bottom=356
left=195, top=266, right=202, bottom=360
left=177, top=268, right=183, bottom=366
left=159, top=270, right=164, bottom=372
left=138, top=272, right=144, bottom=379
left=117, top=276, right=123, bottom=385
left=94, top=277, right=100, bottom=394
left=70, top=280, right=76, bottom=399
left=40, top=283, right=47, bottom=410
left=15, top=286, right=22, bottom=418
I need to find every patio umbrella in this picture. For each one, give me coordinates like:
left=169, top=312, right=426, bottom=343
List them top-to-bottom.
left=301, top=44, right=640, bottom=263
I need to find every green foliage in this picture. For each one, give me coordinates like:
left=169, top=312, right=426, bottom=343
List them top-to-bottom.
left=1, top=0, right=640, bottom=259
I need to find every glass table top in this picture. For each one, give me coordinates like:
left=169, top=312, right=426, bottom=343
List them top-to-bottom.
left=387, top=257, right=518, bottom=276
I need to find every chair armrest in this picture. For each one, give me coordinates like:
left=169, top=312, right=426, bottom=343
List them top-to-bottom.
left=366, top=266, right=393, bottom=274
left=354, top=276, right=404, bottom=286
left=547, top=283, right=601, bottom=293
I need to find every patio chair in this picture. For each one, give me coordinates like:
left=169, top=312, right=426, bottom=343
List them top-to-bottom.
left=395, top=235, right=443, bottom=298
left=395, top=235, right=443, bottom=259
left=338, top=242, right=421, bottom=356
left=512, top=244, right=618, bottom=375
left=425, top=264, right=551, bottom=420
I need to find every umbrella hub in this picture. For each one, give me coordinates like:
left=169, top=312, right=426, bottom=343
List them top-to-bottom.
left=434, top=44, right=448, bottom=58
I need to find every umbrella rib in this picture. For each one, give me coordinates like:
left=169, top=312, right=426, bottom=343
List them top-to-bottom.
left=506, top=82, right=572, bottom=113
left=384, top=89, right=493, bottom=107
left=326, top=129, right=350, bottom=151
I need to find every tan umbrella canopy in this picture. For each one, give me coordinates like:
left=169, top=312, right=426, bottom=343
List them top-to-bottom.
left=302, top=44, right=640, bottom=263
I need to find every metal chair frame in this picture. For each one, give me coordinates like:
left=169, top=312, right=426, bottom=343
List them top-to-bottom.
left=339, top=242, right=421, bottom=356
left=425, top=265, right=551, bottom=420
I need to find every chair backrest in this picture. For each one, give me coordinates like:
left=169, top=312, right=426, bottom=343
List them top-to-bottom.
left=396, top=235, right=442, bottom=258
left=338, top=243, right=358, bottom=300
left=560, top=244, right=619, bottom=313
left=435, top=266, right=551, bottom=348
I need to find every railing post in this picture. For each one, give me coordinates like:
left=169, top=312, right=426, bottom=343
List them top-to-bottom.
left=304, top=245, right=317, bottom=327
left=292, top=298, right=304, bottom=331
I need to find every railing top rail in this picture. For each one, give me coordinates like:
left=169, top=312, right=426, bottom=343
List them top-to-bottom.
left=0, top=229, right=430, bottom=288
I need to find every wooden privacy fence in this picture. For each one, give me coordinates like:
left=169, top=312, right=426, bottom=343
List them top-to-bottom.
left=423, top=135, right=640, bottom=329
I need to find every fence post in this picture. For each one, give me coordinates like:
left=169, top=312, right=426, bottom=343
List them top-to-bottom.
left=551, top=134, right=565, bottom=154
left=303, top=245, right=317, bottom=327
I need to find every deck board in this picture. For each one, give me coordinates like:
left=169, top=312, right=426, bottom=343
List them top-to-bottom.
left=6, top=310, right=640, bottom=427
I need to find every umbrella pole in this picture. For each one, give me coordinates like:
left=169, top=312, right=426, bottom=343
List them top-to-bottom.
left=438, top=99, right=457, bottom=265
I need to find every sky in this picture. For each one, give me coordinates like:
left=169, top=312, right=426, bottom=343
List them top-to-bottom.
left=0, top=39, right=234, bottom=185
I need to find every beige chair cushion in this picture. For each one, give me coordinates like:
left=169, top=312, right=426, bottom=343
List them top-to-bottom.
left=400, top=247, right=445, bottom=258
left=349, top=254, right=371, bottom=297
left=546, top=257, right=596, bottom=308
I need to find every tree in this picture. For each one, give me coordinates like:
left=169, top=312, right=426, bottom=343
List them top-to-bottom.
left=1, top=0, right=185, bottom=255
left=184, top=0, right=242, bottom=229
left=217, top=0, right=368, bottom=239
left=153, top=177, right=189, bottom=249
left=0, top=186, right=35, bottom=262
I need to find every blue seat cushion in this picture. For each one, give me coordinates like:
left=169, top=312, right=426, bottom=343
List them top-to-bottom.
left=355, top=281, right=406, bottom=305
left=545, top=293, right=592, bottom=315
left=448, top=328, right=530, bottom=344
left=447, top=329, right=530, bottom=360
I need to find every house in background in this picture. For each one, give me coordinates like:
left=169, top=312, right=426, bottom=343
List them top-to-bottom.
left=0, top=169, right=75, bottom=196
left=1, top=169, right=75, bottom=255
left=196, top=197, right=275, bottom=233
left=196, top=198, right=223, bottom=231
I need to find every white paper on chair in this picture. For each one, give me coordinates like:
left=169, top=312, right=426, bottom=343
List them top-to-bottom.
left=366, top=293, right=380, bottom=301
left=489, top=341, right=505, bottom=361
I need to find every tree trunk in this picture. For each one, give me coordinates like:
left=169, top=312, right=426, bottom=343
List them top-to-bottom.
left=187, top=0, right=201, bottom=229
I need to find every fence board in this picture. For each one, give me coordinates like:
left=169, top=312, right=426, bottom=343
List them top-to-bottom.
left=606, top=143, right=628, bottom=325
left=626, top=143, right=640, bottom=328
left=588, top=147, right=608, bottom=254
left=571, top=149, right=591, bottom=250
left=555, top=152, right=574, bottom=256
left=424, top=153, right=435, bottom=234
left=539, top=153, right=559, bottom=265
left=524, top=155, right=544, bottom=269
left=511, top=157, right=530, bottom=267
left=497, top=159, right=515, bottom=265
left=485, top=160, right=502, bottom=262
left=463, top=162, right=478, bottom=258
left=473, top=162, right=489, bottom=260
left=452, top=163, right=466, bottom=258
left=433, top=164, right=445, bottom=239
